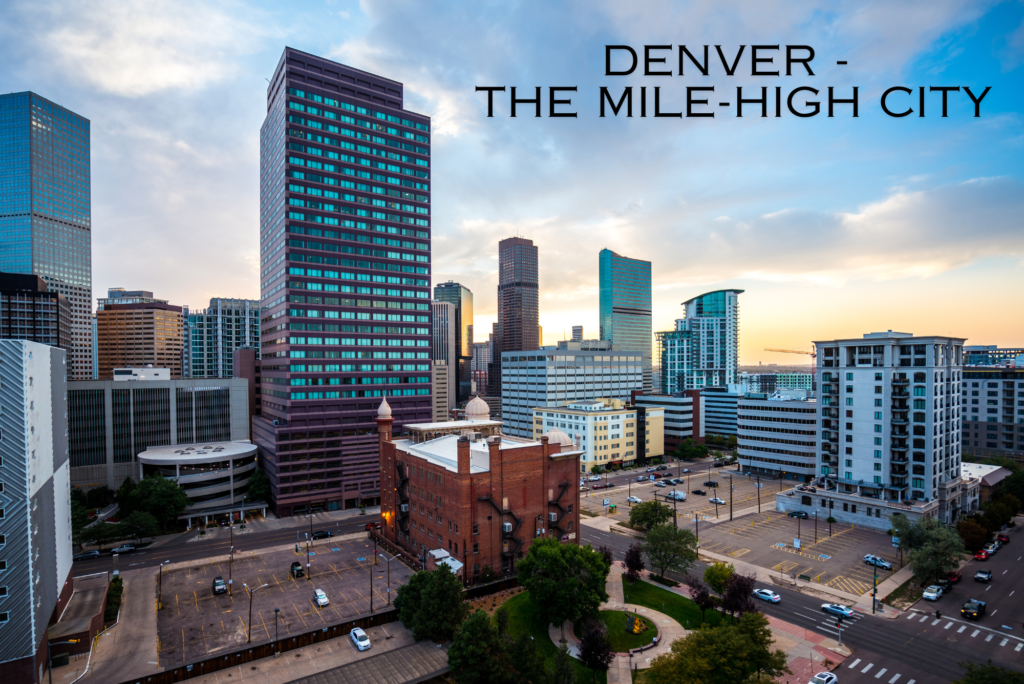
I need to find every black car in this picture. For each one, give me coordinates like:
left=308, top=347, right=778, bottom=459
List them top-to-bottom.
left=713, top=461, right=725, bottom=467
left=656, top=465, right=668, bottom=471
left=704, top=480, right=719, bottom=487
left=692, top=489, right=707, bottom=495
left=788, top=511, right=809, bottom=519
left=311, top=530, right=332, bottom=540
left=74, top=550, right=101, bottom=561
left=290, top=561, right=305, bottom=578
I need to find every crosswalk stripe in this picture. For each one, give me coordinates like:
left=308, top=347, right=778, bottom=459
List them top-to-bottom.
left=906, top=613, right=916, bottom=620
left=919, top=615, right=929, bottom=622
left=932, top=619, right=942, bottom=626
left=944, top=622, right=953, bottom=629
left=957, top=625, right=966, bottom=633
left=971, top=630, right=980, bottom=637
left=985, top=634, right=994, bottom=642
left=1000, top=639, right=1008, bottom=647
left=1015, top=643, right=1023, bottom=652
left=848, top=658, right=862, bottom=669
left=863, top=663, right=874, bottom=673
left=875, top=668, right=888, bottom=678
left=889, top=675, right=901, bottom=683
left=907, top=680, right=916, bottom=684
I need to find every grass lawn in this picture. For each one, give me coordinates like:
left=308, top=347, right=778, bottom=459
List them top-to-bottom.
left=622, top=577, right=724, bottom=630
left=501, top=591, right=607, bottom=684
left=574, top=610, right=657, bottom=653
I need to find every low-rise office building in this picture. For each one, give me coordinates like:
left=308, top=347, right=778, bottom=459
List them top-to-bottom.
left=961, top=367, right=1024, bottom=464
left=701, top=385, right=746, bottom=436
left=633, top=392, right=703, bottom=452
left=737, top=393, right=817, bottom=482
left=378, top=396, right=582, bottom=578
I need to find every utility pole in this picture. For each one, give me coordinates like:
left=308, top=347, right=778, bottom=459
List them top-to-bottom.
left=729, top=475, right=733, bottom=521
left=756, top=475, right=761, bottom=513
left=814, top=510, right=818, bottom=544
left=306, top=540, right=311, bottom=581
left=370, top=560, right=375, bottom=613
left=872, top=565, right=878, bottom=614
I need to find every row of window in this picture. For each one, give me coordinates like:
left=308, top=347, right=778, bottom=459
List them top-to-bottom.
left=287, top=120, right=427, bottom=167
left=288, top=388, right=430, bottom=400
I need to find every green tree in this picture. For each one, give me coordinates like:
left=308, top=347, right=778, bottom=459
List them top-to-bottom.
left=590, top=464, right=603, bottom=475
left=245, top=467, right=271, bottom=503
left=1000, top=471, right=1024, bottom=508
left=127, top=475, right=190, bottom=531
left=115, top=477, right=138, bottom=517
left=86, top=485, right=113, bottom=509
left=70, top=488, right=88, bottom=508
left=71, top=500, right=92, bottom=536
left=629, top=500, right=672, bottom=531
left=982, top=502, right=1013, bottom=531
left=121, top=511, right=160, bottom=543
left=957, top=519, right=989, bottom=553
left=908, top=522, right=966, bottom=584
left=643, top=524, right=698, bottom=580
left=517, top=539, right=610, bottom=642
left=624, top=542, right=645, bottom=582
left=703, top=561, right=735, bottom=595
left=411, top=563, right=469, bottom=642
left=395, top=568, right=430, bottom=630
left=721, top=573, right=757, bottom=621
left=686, top=575, right=716, bottom=624
left=494, top=604, right=510, bottom=638
left=447, top=609, right=510, bottom=684
left=735, top=612, right=788, bottom=677
left=577, top=617, right=614, bottom=683
left=646, top=617, right=789, bottom=684
left=508, top=631, right=547, bottom=684
left=548, top=644, right=577, bottom=684
left=953, top=659, right=1024, bottom=684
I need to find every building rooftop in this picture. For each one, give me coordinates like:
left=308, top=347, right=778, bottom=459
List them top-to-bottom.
left=405, top=418, right=502, bottom=431
left=396, top=433, right=569, bottom=474
left=139, top=440, right=256, bottom=464
left=961, top=463, right=1012, bottom=486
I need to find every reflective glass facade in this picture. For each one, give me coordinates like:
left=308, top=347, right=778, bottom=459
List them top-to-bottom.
left=254, top=48, right=432, bottom=516
left=0, top=92, right=92, bottom=379
left=599, top=249, right=652, bottom=391
left=433, top=281, right=473, bottom=402
left=658, top=289, right=743, bottom=392
left=185, top=297, right=260, bottom=378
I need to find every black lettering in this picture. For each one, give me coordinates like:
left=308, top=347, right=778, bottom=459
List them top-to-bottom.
left=606, top=45, right=638, bottom=76
left=644, top=45, right=672, bottom=76
left=678, top=45, right=709, bottom=76
left=715, top=45, right=746, bottom=76
left=751, top=45, right=780, bottom=76
left=786, top=46, right=816, bottom=75
left=474, top=86, right=505, bottom=117
left=510, top=86, right=541, bottom=118
left=686, top=86, right=714, bottom=118
left=737, top=86, right=768, bottom=117
left=775, top=86, right=782, bottom=117
left=828, top=86, right=859, bottom=117
left=919, top=86, right=925, bottom=118
left=929, top=86, right=960, bottom=117
left=963, top=86, right=991, bottom=117
left=549, top=87, right=578, bottom=118
left=599, top=87, right=632, bottom=117
left=641, top=87, right=647, bottom=117
left=654, top=87, right=682, bottom=117
left=787, top=87, right=820, bottom=117
left=880, top=87, right=913, bottom=117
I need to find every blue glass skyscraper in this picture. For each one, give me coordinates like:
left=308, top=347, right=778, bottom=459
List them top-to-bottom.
left=0, top=92, right=92, bottom=379
left=599, top=249, right=652, bottom=391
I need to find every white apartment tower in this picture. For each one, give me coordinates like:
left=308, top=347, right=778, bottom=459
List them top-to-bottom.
left=657, top=289, right=743, bottom=393
left=431, top=300, right=456, bottom=412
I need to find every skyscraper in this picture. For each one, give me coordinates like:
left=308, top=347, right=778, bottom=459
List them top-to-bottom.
left=255, top=48, right=432, bottom=516
left=0, top=92, right=92, bottom=379
left=492, top=237, right=539, bottom=396
left=599, top=249, right=652, bottom=392
left=433, top=281, right=474, bottom=402
left=657, top=289, right=743, bottom=392
left=184, top=297, right=260, bottom=378
left=96, top=299, right=184, bottom=378
left=431, top=299, right=456, bottom=411
left=571, top=325, right=583, bottom=341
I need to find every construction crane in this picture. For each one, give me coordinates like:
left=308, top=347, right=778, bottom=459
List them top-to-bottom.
left=764, top=348, right=817, bottom=360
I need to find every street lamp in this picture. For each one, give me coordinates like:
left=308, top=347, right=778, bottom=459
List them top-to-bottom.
left=380, top=552, right=395, bottom=604
left=157, top=560, right=170, bottom=609
left=243, top=582, right=269, bottom=643
left=274, top=607, right=280, bottom=656
left=48, top=639, right=80, bottom=684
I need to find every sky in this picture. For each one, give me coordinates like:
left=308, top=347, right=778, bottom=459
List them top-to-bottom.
left=1, top=0, right=1022, bottom=364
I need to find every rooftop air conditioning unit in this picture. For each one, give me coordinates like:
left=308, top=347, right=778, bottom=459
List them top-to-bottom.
left=548, top=512, right=557, bottom=522
left=502, top=522, right=512, bottom=533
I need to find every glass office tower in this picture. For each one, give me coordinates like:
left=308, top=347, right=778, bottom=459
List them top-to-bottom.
left=255, top=48, right=432, bottom=516
left=0, top=92, right=92, bottom=379
left=490, top=237, right=539, bottom=397
left=599, top=249, right=652, bottom=391
left=433, top=281, right=473, bottom=402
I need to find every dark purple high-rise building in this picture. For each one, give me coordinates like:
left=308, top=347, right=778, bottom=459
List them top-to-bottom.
left=256, top=48, right=432, bottom=516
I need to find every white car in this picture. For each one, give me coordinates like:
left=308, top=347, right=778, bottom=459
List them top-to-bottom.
left=588, top=475, right=602, bottom=482
left=667, top=490, right=687, bottom=501
left=627, top=496, right=643, bottom=504
left=710, top=497, right=727, bottom=505
left=922, top=585, right=943, bottom=601
left=753, top=588, right=781, bottom=604
left=313, top=589, right=330, bottom=607
left=350, top=627, right=371, bottom=651
left=809, top=673, right=838, bottom=684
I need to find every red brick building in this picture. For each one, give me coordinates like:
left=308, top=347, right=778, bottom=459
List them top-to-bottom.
left=376, top=396, right=582, bottom=578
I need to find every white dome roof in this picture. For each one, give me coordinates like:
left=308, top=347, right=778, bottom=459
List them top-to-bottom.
left=465, top=396, right=490, bottom=420
left=377, top=397, right=392, bottom=418
left=544, top=427, right=574, bottom=447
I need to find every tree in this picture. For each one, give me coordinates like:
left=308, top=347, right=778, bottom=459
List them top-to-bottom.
left=590, top=464, right=603, bottom=474
left=245, top=467, right=271, bottom=504
left=1000, top=471, right=1024, bottom=509
left=127, top=475, right=190, bottom=531
left=115, top=477, right=137, bottom=516
left=86, top=485, right=113, bottom=509
left=995, top=493, right=1021, bottom=514
left=71, top=500, right=92, bottom=536
left=629, top=500, right=673, bottom=531
left=982, top=502, right=1013, bottom=531
left=121, top=511, right=160, bottom=543
left=957, top=519, right=989, bottom=553
left=908, top=522, right=966, bottom=584
left=644, top=524, right=697, bottom=579
left=517, top=539, right=609, bottom=642
left=624, top=542, right=645, bottom=582
left=596, top=545, right=614, bottom=569
left=703, top=561, right=735, bottom=595
left=394, top=564, right=469, bottom=642
left=395, top=568, right=430, bottom=629
left=721, top=573, right=757, bottom=620
left=685, top=575, right=716, bottom=624
left=494, top=604, right=510, bottom=638
left=447, top=609, right=510, bottom=684
left=735, top=612, right=790, bottom=679
left=646, top=617, right=789, bottom=684
left=577, top=618, right=614, bottom=683
left=508, top=631, right=547, bottom=684
left=548, top=644, right=577, bottom=684
left=953, top=659, right=1024, bottom=684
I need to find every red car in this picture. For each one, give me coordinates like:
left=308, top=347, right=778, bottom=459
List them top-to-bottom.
left=365, top=521, right=381, bottom=531
left=996, top=534, right=1010, bottom=545
left=974, top=550, right=990, bottom=561
left=947, top=571, right=962, bottom=584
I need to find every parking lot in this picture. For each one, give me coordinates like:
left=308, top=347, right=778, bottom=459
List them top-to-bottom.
left=694, top=510, right=901, bottom=596
left=156, top=536, right=413, bottom=665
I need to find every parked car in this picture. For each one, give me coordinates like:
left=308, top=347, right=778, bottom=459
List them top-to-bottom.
left=713, top=461, right=725, bottom=467
left=656, top=465, right=668, bottom=471
left=645, top=467, right=658, bottom=473
left=681, top=468, right=693, bottom=474
left=661, top=472, right=674, bottom=478
left=650, top=473, right=663, bottom=480
left=589, top=475, right=602, bottom=482
left=637, top=476, right=649, bottom=482
left=704, top=480, right=719, bottom=487
left=654, top=481, right=667, bottom=488
left=592, top=483, right=614, bottom=490
left=580, top=486, right=589, bottom=492
left=692, top=489, right=707, bottom=496
left=667, top=491, right=687, bottom=501
left=627, top=496, right=643, bottom=504
left=710, top=497, right=727, bottom=505
left=788, top=511, right=809, bottom=519
left=365, top=522, right=381, bottom=531
left=312, top=530, right=332, bottom=540
left=996, top=533, right=1010, bottom=545
left=982, top=542, right=999, bottom=555
left=111, top=544, right=136, bottom=554
left=74, top=550, right=101, bottom=561
left=974, top=550, right=990, bottom=561
left=864, top=554, right=893, bottom=571
left=290, top=561, right=305, bottom=578
left=975, top=570, right=993, bottom=583
left=947, top=571, right=962, bottom=584
left=212, top=577, right=227, bottom=595
left=936, top=578, right=955, bottom=593
left=922, top=585, right=943, bottom=601
left=753, top=588, right=781, bottom=603
left=313, top=589, right=330, bottom=607
left=961, top=599, right=986, bottom=619
left=821, top=603, right=855, bottom=618
left=350, top=627, right=371, bottom=651
left=809, top=673, right=838, bottom=684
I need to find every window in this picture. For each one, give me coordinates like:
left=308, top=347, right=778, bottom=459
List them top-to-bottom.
left=846, top=373, right=853, bottom=381
left=875, top=373, right=882, bottom=381
left=846, top=398, right=853, bottom=406
left=874, top=399, right=883, bottom=407
left=874, top=412, right=882, bottom=420
left=874, top=425, right=882, bottom=433
left=874, top=450, right=881, bottom=458
left=845, top=459, right=853, bottom=467
left=873, top=463, right=881, bottom=471
left=472, top=523, right=479, bottom=535
left=473, top=543, right=479, bottom=554
left=0, top=560, right=5, bottom=571
left=0, top=611, right=8, bottom=624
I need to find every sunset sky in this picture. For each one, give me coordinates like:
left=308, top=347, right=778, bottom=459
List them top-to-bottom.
left=2, top=0, right=1021, bottom=363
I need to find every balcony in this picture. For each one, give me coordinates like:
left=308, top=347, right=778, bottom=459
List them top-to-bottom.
left=891, top=378, right=909, bottom=386
left=892, top=390, right=909, bottom=398
left=890, top=417, right=908, bottom=426
left=890, top=443, right=909, bottom=452
left=890, top=455, right=909, bottom=464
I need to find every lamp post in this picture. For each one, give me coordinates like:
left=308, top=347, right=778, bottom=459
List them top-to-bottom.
left=729, top=475, right=733, bottom=521
left=756, top=475, right=761, bottom=513
left=815, top=510, right=818, bottom=544
left=306, top=540, right=312, bottom=581
left=380, top=552, right=394, bottom=604
left=369, top=559, right=375, bottom=614
left=157, top=560, right=170, bottom=609
left=243, top=582, right=269, bottom=643
left=274, top=607, right=280, bottom=653
left=48, top=639, right=80, bottom=684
